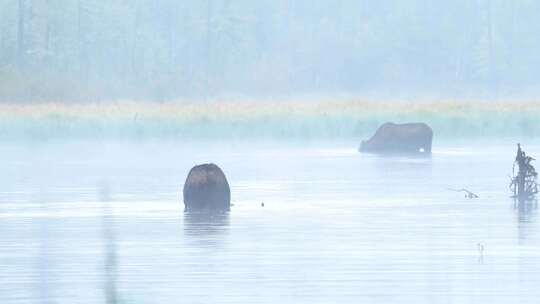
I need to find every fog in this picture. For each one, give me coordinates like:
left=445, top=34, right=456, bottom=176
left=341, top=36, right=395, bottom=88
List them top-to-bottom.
left=1, top=0, right=540, bottom=102
left=2, top=2, right=540, bottom=304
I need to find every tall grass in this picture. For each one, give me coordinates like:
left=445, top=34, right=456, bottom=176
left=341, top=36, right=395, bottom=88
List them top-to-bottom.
left=0, top=99, right=539, bottom=141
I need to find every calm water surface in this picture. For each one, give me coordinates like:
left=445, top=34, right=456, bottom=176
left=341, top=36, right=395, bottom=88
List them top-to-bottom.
left=0, top=140, right=539, bottom=303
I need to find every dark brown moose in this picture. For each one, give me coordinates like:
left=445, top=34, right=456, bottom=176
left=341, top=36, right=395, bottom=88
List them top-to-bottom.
left=360, top=122, right=433, bottom=154
left=183, top=163, right=231, bottom=212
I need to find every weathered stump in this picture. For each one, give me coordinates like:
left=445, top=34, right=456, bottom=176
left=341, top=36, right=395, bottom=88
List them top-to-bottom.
left=510, top=144, right=538, bottom=201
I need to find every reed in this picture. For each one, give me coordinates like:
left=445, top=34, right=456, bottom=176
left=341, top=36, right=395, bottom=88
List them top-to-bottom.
left=0, top=99, right=539, bottom=140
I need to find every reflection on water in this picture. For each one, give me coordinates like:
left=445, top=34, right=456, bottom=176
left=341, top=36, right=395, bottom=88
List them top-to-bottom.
left=99, top=182, right=118, bottom=304
left=515, top=199, right=538, bottom=242
left=515, top=199, right=538, bottom=223
left=38, top=202, right=51, bottom=304
left=183, top=212, right=230, bottom=247
left=477, top=243, right=485, bottom=264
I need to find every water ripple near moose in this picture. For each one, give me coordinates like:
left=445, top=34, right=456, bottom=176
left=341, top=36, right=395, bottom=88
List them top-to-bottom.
left=0, top=140, right=539, bottom=303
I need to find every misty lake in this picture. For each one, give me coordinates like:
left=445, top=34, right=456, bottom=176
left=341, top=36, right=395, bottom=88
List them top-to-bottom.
left=1, top=139, right=539, bottom=303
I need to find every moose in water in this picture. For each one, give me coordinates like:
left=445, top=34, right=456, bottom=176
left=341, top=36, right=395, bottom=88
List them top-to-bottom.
left=359, top=122, right=433, bottom=155
left=183, top=163, right=231, bottom=212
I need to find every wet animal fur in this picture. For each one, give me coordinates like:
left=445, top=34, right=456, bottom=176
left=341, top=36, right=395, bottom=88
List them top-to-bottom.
left=359, top=122, right=433, bottom=154
left=183, top=163, right=231, bottom=212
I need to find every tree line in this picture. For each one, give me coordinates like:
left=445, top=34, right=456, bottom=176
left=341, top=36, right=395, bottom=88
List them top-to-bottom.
left=0, top=0, right=539, bottom=102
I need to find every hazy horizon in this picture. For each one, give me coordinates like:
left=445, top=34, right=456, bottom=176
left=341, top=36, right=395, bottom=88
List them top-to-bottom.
left=1, top=0, right=540, bottom=102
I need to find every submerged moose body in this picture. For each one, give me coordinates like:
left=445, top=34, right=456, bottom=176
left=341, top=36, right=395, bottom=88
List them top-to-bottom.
left=359, top=122, right=433, bottom=155
left=183, top=163, right=231, bottom=212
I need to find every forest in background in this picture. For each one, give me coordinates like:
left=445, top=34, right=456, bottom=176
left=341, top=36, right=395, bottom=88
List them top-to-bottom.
left=0, top=0, right=539, bottom=102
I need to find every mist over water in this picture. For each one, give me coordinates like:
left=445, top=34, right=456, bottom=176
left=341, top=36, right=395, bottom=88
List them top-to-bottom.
left=1, top=0, right=540, bottom=303
left=1, top=140, right=540, bottom=303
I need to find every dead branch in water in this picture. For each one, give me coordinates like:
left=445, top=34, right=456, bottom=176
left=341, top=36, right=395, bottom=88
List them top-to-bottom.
left=510, top=144, right=538, bottom=201
left=447, top=188, right=479, bottom=198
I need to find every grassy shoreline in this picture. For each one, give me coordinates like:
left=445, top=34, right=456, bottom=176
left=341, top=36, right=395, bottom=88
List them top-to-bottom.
left=0, top=100, right=539, bottom=141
